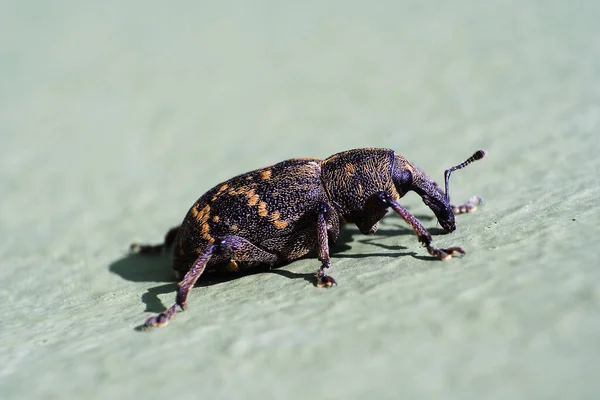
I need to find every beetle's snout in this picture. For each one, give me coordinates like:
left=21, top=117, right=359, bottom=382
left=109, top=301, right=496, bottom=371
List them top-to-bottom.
left=422, top=194, right=456, bottom=232
left=434, top=202, right=456, bottom=232
left=439, top=217, right=456, bottom=233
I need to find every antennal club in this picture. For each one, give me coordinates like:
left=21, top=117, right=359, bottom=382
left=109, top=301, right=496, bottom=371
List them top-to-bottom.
left=444, top=150, right=487, bottom=203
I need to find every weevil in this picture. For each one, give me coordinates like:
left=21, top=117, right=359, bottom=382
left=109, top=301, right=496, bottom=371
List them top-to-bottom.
left=131, top=148, right=486, bottom=327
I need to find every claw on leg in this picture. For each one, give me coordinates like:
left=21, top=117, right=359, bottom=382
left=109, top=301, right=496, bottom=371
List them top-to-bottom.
left=130, top=227, right=181, bottom=255
left=130, top=242, right=164, bottom=254
left=426, top=245, right=465, bottom=261
left=316, top=267, right=337, bottom=288
left=144, top=304, right=179, bottom=328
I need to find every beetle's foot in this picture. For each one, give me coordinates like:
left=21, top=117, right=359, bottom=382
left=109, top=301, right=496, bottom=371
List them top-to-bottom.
left=452, top=196, right=483, bottom=214
left=129, top=242, right=164, bottom=254
left=427, top=245, right=465, bottom=261
left=316, top=268, right=337, bottom=288
left=317, top=275, right=337, bottom=287
left=144, top=304, right=178, bottom=328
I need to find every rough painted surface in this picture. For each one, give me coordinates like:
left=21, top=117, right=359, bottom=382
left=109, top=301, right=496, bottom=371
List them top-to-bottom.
left=1, top=1, right=599, bottom=399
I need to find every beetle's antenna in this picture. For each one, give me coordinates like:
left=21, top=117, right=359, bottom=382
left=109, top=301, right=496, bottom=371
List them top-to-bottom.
left=444, top=150, right=487, bottom=203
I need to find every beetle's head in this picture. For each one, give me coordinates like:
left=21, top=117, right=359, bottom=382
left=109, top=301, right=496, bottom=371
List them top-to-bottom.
left=398, top=150, right=487, bottom=233
left=422, top=192, right=456, bottom=232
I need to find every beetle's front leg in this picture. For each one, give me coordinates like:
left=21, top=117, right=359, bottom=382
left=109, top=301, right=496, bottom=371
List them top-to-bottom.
left=377, top=192, right=464, bottom=261
left=316, top=203, right=336, bottom=288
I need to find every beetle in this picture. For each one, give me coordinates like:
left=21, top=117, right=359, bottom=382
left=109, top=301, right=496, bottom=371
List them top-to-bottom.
left=131, top=148, right=487, bottom=327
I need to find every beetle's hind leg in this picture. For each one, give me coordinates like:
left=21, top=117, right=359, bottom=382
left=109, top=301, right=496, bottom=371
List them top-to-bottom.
left=452, top=195, right=484, bottom=214
left=316, top=203, right=337, bottom=288
left=130, top=226, right=180, bottom=254
left=144, top=236, right=280, bottom=328
left=144, top=244, right=216, bottom=327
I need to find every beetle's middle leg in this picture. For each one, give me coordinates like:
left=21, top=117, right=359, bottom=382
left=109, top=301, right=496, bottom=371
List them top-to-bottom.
left=375, top=192, right=464, bottom=261
left=452, top=195, right=484, bottom=214
left=316, top=203, right=337, bottom=288
left=144, top=236, right=280, bottom=328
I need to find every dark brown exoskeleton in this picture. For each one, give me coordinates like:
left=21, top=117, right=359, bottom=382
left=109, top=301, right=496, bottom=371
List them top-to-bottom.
left=131, top=148, right=486, bottom=327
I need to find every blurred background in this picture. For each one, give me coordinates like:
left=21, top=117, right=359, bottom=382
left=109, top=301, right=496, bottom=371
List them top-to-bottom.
left=1, top=1, right=599, bottom=399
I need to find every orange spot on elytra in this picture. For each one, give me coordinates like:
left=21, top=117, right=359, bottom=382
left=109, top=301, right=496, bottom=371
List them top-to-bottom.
left=345, top=163, right=356, bottom=176
left=260, top=170, right=272, bottom=180
left=212, top=184, right=229, bottom=201
left=228, top=185, right=251, bottom=196
left=244, top=188, right=258, bottom=206
left=248, top=194, right=260, bottom=206
left=258, top=202, right=268, bottom=217
left=190, top=204, right=199, bottom=218
left=196, top=204, right=211, bottom=224
left=268, top=210, right=288, bottom=229
left=268, top=211, right=280, bottom=222
left=212, top=215, right=220, bottom=222
left=273, top=220, right=289, bottom=229
left=201, top=222, right=213, bottom=242
left=231, top=225, right=239, bottom=232
left=194, top=238, right=214, bottom=252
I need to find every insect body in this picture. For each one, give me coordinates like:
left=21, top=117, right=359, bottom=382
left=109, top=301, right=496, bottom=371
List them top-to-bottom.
left=131, top=148, right=487, bottom=327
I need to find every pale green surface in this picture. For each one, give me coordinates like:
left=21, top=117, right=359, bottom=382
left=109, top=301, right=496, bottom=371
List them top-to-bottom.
left=2, top=1, right=600, bottom=399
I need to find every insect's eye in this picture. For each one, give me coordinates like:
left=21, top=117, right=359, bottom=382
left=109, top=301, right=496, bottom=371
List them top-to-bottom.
left=397, top=169, right=412, bottom=193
